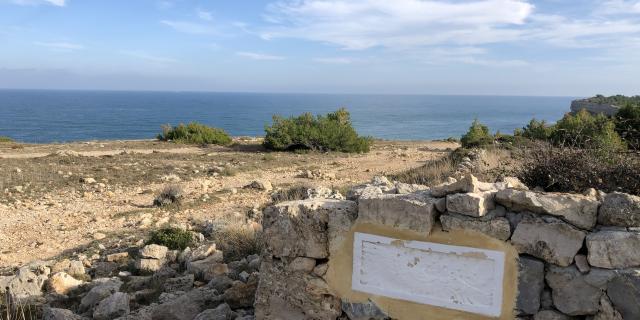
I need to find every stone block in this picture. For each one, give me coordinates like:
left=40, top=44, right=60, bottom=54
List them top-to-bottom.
left=587, top=230, right=640, bottom=269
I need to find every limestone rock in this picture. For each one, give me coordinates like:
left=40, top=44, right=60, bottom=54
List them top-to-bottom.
left=430, top=174, right=480, bottom=197
left=246, top=180, right=272, bottom=192
left=395, top=182, right=429, bottom=194
left=496, top=189, right=599, bottom=230
left=358, top=191, right=438, bottom=235
left=446, top=191, right=496, bottom=217
left=598, top=192, right=640, bottom=227
left=262, top=199, right=357, bottom=258
left=440, top=214, right=511, bottom=240
left=511, top=216, right=586, bottom=267
left=586, top=230, right=640, bottom=269
left=189, top=242, right=220, bottom=262
left=139, top=244, right=168, bottom=260
left=106, top=252, right=129, bottom=263
left=187, top=255, right=228, bottom=281
left=574, top=255, right=590, bottom=273
left=287, top=257, right=316, bottom=273
left=517, top=257, right=545, bottom=315
left=136, top=258, right=165, bottom=273
left=255, top=258, right=340, bottom=320
left=545, top=265, right=614, bottom=316
left=1, top=268, right=48, bottom=299
left=607, top=269, right=640, bottom=320
left=48, top=272, right=84, bottom=294
left=223, top=274, right=258, bottom=309
left=163, top=275, right=195, bottom=292
left=80, top=278, right=123, bottom=312
left=151, top=287, right=221, bottom=320
left=93, top=292, right=130, bottom=320
left=593, top=295, right=623, bottom=320
left=341, top=300, right=389, bottom=320
left=194, top=303, right=235, bottom=320
left=43, top=307, right=88, bottom=320
left=533, top=310, right=573, bottom=320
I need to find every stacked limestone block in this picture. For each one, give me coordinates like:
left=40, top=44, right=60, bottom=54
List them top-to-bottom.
left=256, top=175, right=640, bottom=319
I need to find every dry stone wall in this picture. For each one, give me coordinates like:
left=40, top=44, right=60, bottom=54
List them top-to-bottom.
left=256, top=175, right=640, bottom=320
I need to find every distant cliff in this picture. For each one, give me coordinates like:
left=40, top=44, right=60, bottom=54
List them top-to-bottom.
left=571, top=95, right=640, bottom=116
left=570, top=99, right=621, bottom=116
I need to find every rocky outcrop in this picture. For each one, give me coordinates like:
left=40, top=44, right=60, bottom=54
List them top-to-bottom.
left=571, top=99, right=621, bottom=116
left=358, top=191, right=439, bottom=234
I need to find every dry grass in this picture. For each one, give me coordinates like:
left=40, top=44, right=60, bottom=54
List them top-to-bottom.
left=390, top=154, right=457, bottom=186
left=270, top=184, right=311, bottom=204
left=210, top=221, right=262, bottom=263
left=0, top=295, right=40, bottom=320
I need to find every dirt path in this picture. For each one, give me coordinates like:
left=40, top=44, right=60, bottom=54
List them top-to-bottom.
left=0, top=139, right=456, bottom=270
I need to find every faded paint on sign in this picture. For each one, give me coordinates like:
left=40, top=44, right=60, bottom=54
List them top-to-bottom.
left=352, top=232, right=505, bottom=317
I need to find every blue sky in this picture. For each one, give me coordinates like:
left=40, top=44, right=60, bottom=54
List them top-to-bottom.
left=0, top=0, right=639, bottom=96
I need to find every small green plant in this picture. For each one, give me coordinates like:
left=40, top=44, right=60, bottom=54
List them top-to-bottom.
left=615, top=103, right=640, bottom=150
left=263, top=108, right=372, bottom=153
left=460, top=119, right=494, bottom=148
left=158, top=122, right=232, bottom=145
left=0, top=136, right=13, bottom=143
left=147, top=228, right=194, bottom=250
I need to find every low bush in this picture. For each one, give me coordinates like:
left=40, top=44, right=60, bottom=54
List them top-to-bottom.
left=615, top=104, right=640, bottom=150
left=263, top=108, right=372, bottom=153
left=551, top=110, right=626, bottom=152
left=460, top=119, right=494, bottom=148
left=516, top=119, right=555, bottom=141
left=158, top=122, right=232, bottom=145
left=0, top=136, right=13, bottom=143
left=515, top=142, right=640, bottom=195
left=153, top=185, right=183, bottom=207
left=147, top=228, right=194, bottom=250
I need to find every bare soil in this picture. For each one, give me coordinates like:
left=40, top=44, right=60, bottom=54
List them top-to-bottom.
left=0, top=138, right=457, bottom=271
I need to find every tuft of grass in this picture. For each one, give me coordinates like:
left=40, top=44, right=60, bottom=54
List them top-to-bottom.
left=157, top=122, right=232, bottom=145
left=153, top=184, right=183, bottom=207
left=270, top=184, right=311, bottom=203
left=210, top=224, right=262, bottom=263
left=147, top=228, right=194, bottom=250
left=1, top=294, right=40, bottom=320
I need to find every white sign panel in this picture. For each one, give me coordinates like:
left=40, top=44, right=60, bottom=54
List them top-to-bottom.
left=352, top=232, right=505, bottom=317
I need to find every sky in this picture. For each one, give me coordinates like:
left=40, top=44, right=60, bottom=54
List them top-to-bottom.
left=0, top=0, right=639, bottom=96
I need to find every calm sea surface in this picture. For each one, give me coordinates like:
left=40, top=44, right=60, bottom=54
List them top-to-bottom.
left=0, top=90, right=575, bottom=143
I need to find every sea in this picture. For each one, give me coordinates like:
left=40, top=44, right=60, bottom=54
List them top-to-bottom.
left=0, top=90, right=575, bottom=143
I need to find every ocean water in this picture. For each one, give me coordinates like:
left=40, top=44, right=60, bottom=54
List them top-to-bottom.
left=0, top=90, right=574, bottom=143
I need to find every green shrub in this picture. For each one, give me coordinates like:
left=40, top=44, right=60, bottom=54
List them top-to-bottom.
left=585, top=94, right=640, bottom=106
left=615, top=104, right=640, bottom=150
left=263, top=108, right=372, bottom=153
left=551, top=110, right=626, bottom=152
left=460, top=119, right=493, bottom=148
left=517, top=119, right=555, bottom=141
left=158, top=122, right=232, bottom=145
left=0, top=136, right=13, bottom=143
left=147, top=228, right=194, bottom=250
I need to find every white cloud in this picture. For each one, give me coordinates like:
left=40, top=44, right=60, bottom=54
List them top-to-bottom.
left=262, top=0, right=534, bottom=49
left=597, top=0, right=640, bottom=15
left=197, top=8, right=213, bottom=21
left=161, top=20, right=217, bottom=35
left=34, top=41, right=83, bottom=50
left=120, top=50, right=177, bottom=63
left=236, top=51, right=285, bottom=60
left=313, top=57, right=353, bottom=64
